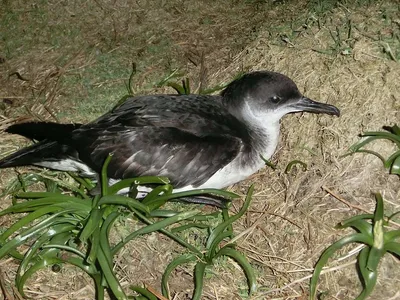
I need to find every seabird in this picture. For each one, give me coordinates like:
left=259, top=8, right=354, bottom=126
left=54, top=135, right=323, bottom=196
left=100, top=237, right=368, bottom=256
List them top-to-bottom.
left=0, top=71, right=340, bottom=205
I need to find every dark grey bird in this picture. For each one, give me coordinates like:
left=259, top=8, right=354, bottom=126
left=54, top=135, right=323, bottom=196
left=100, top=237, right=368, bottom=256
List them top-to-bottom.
left=0, top=71, right=339, bottom=205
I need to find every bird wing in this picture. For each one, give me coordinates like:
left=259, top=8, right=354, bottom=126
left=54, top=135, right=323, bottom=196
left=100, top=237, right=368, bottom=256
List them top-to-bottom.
left=93, top=94, right=245, bottom=137
left=72, top=95, right=247, bottom=188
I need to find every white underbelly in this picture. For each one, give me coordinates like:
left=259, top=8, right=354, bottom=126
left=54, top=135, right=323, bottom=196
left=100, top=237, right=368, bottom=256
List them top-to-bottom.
left=111, top=156, right=263, bottom=196
left=174, top=156, right=263, bottom=192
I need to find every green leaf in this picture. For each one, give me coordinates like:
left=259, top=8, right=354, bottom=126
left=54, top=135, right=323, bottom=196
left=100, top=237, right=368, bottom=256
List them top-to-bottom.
left=156, top=69, right=183, bottom=88
left=184, top=77, right=191, bottom=94
left=167, top=82, right=186, bottom=95
left=386, top=124, right=400, bottom=136
left=360, top=131, right=400, bottom=145
left=101, top=154, right=114, bottom=196
left=260, top=155, right=276, bottom=169
left=389, top=155, right=400, bottom=176
left=285, top=160, right=307, bottom=173
left=108, top=176, right=170, bottom=195
left=142, top=184, right=173, bottom=210
left=206, top=186, right=254, bottom=258
left=367, top=193, right=385, bottom=271
left=98, top=195, right=150, bottom=214
left=0, top=196, right=90, bottom=216
left=0, top=206, right=62, bottom=241
left=80, top=207, right=104, bottom=243
left=126, top=208, right=202, bottom=256
left=149, top=209, right=178, bottom=218
left=0, top=210, right=76, bottom=259
left=112, top=210, right=201, bottom=254
left=99, top=212, right=120, bottom=266
left=336, top=214, right=374, bottom=229
left=336, top=218, right=373, bottom=237
left=170, top=223, right=210, bottom=233
left=16, top=224, right=77, bottom=290
left=384, top=230, right=400, bottom=242
left=207, top=231, right=233, bottom=259
left=310, top=233, right=373, bottom=300
left=384, top=241, right=400, bottom=257
left=215, top=246, right=257, bottom=295
left=97, top=247, right=127, bottom=299
left=356, top=247, right=377, bottom=300
left=161, top=253, right=198, bottom=297
left=17, top=254, right=65, bottom=296
left=192, top=262, right=206, bottom=300
left=130, top=286, right=157, bottom=300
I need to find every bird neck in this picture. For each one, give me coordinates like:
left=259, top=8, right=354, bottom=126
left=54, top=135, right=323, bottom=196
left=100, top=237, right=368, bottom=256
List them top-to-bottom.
left=237, top=101, right=281, bottom=162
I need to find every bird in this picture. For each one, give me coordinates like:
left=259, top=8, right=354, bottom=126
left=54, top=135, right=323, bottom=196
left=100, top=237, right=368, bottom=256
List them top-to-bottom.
left=0, top=71, right=340, bottom=206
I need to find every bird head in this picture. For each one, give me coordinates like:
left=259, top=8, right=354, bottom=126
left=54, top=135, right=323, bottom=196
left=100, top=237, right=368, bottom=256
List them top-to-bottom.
left=221, top=71, right=340, bottom=126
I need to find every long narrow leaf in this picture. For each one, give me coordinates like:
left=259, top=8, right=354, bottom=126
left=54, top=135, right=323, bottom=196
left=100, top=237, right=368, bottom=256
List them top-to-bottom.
left=101, top=154, right=113, bottom=196
left=390, top=155, right=400, bottom=175
left=108, top=176, right=170, bottom=195
left=142, top=185, right=173, bottom=210
left=206, top=186, right=254, bottom=256
left=367, top=193, right=385, bottom=271
left=98, top=195, right=150, bottom=214
left=0, top=197, right=91, bottom=216
left=0, top=206, right=62, bottom=241
left=80, top=207, right=104, bottom=242
left=128, top=208, right=202, bottom=256
left=0, top=210, right=75, bottom=259
left=112, top=210, right=201, bottom=254
left=99, top=212, right=121, bottom=266
left=336, top=214, right=374, bottom=229
left=336, top=219, right=373, bottom=237
left=171, top=223, right=210, bottom=233
left=384, top=230, right=400, bottom=242
left=310, top=233, right=374, bottom=300
left=384, top=241, right=400, bottom=257
left=215, top=246, right=257, bottom=295
left=355, top=247, right=377, bottom=300
left=97, top=248, right=127, bottom=299
left=161, top=253, right=198, bottom=297
left=17, top=254, right=65, bottom=296
left=192, top=262, right=206, bottom=300
left=130, top=286, right=158, bottom=300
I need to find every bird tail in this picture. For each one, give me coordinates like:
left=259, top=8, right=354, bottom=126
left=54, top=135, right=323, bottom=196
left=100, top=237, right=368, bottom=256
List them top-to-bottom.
left=5, top=121, right=81, bottom=141
left=0, top=122, right=81, bottom=169
left=0, top=140, right=74, bottom=168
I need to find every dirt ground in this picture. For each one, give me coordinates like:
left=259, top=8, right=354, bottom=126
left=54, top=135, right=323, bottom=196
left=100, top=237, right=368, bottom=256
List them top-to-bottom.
left=0, top=0, right=399, bottom=299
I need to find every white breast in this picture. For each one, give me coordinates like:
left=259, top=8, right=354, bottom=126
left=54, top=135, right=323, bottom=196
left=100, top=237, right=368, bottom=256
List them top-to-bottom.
left=175, top=103, right=281, bottom=192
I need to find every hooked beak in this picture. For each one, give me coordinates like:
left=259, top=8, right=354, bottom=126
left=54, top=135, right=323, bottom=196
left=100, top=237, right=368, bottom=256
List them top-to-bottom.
left=289, top=97, right=340, bottom=116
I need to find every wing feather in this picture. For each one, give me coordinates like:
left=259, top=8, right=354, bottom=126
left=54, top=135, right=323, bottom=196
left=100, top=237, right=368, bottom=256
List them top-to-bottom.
left=71, top=95, right=248, bottom=188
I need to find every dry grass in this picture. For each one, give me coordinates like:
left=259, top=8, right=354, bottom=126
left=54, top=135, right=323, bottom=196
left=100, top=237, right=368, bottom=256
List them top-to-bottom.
left=1, top=0, right=400, bottom=299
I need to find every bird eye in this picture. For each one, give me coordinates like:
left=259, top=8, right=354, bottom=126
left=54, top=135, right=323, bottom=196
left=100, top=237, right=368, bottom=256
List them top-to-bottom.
left=270, top=96, right=281, bottom=103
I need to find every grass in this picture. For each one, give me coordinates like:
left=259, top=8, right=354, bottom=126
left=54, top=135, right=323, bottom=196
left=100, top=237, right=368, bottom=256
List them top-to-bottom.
left=1, top=0, right=400, bottom=299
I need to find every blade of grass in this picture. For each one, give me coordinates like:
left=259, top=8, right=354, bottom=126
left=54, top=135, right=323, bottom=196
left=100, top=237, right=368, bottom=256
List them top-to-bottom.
left=108, top=176, right=170, bottom=195
left=206, top=186, right=254, bottom=256
left=0, top=210, right=76, bottom=259
left=112, top=210, right=201, bottom=255
left=310, top=233, right=374, bottom=300
left=215, top=246, right=257, bottom=295
left=161, top=253, right=198, bottom=297
left=192, top=262, right=206, bottom=300
left=130, top=286, right=158, bottom=300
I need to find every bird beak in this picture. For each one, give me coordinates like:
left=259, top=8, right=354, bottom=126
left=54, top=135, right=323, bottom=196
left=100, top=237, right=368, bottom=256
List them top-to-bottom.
left=290, top=97, right=340, bottom=116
